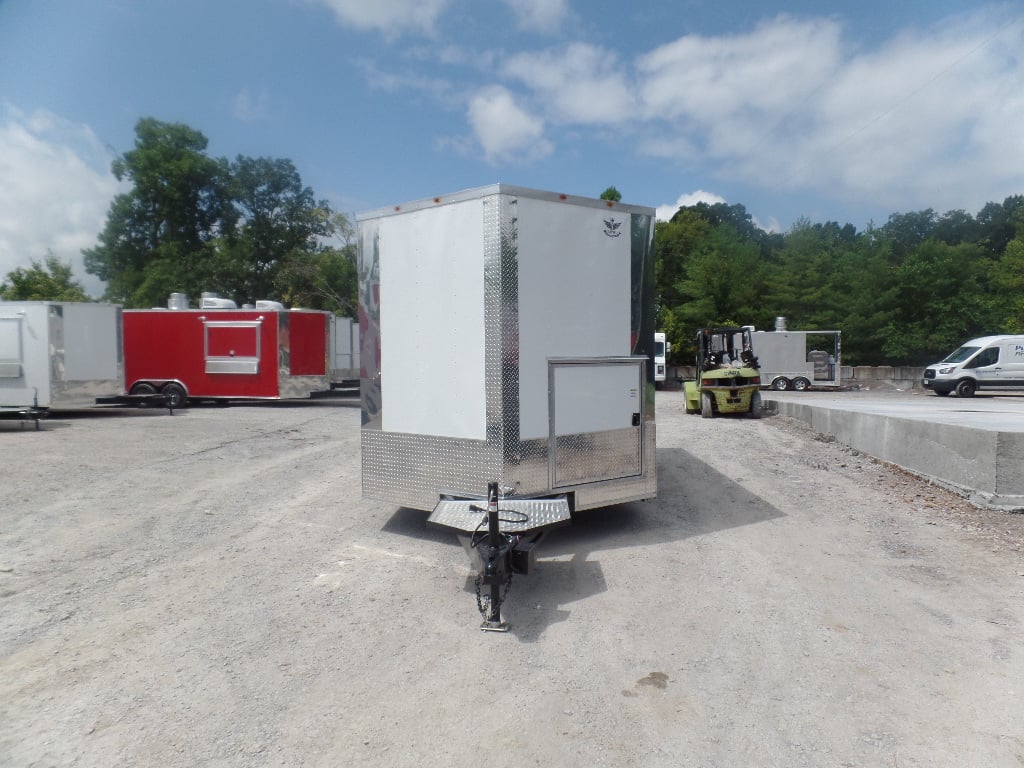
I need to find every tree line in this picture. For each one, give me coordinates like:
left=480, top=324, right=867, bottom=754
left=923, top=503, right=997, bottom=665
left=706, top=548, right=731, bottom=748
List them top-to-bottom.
left=2, top=117, right=1023, bottom=366
left=0, top=118, right=358, bottom=315
left=655, top=197, right=1024, bottom=366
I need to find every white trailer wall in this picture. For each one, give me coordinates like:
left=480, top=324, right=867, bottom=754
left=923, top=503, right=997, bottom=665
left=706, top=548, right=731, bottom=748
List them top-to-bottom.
left=517, top=197, right=632, bottom=440
left=377, top=198, right=486, bottom=440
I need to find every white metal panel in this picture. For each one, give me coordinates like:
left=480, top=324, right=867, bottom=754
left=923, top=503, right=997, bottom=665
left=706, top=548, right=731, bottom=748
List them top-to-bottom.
left=517, top=197, right=631, bottom=439
left=379, top=199, right=486, bottom=439
left=0, top=303, right=52, bottom=406
left=62, top=303, right=120, bottom=381
left=0, top=313, right=24, bottom=377
left=330, top=316, right=359, bottom=375
left=552, top=362, right=641, bottom=435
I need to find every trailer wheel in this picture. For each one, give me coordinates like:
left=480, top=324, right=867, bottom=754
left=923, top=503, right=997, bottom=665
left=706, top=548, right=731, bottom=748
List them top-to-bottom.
left=772, top=377, right=791, bottom=391
left=792, top=377, right=810, bottom=391
left=955, top=379, right=976, bottom=398
left=130, top=382, right=157, bottom=396
left=161, top=382, right=189, bottom=408
left=701, top=392, right=714, bottom=418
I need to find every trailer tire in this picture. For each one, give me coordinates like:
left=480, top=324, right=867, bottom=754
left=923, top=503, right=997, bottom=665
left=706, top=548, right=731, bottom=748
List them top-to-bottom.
left=772, top=377, right=791, bottom=391
left=792, top=377, right=810, bottom=391
left=955, top=379, right=976, bottom=398
left=130, top=382, right=157, bottom=396
left=161, top=382, right=189, bottom=408
left=701, top=392, right=714, bottom=419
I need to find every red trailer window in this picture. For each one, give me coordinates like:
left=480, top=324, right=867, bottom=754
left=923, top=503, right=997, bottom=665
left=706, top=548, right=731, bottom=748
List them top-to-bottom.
left=204, top=320, right=262, bottom=374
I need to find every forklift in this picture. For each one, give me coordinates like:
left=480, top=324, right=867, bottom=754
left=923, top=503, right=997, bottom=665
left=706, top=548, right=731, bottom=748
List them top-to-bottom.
left=683, top=326, right=763, bottom=418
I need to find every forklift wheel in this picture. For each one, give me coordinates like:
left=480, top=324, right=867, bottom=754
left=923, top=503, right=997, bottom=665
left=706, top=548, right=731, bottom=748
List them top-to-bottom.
left=750, top=391, right=763, bottom=418
left=701, top=393, right=714, bottom=418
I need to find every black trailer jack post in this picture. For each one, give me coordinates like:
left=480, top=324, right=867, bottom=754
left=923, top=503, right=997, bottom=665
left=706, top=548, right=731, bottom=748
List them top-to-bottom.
left=427, top=481, right=571, bottom=632
left=479, top=482, right=512, bottom=631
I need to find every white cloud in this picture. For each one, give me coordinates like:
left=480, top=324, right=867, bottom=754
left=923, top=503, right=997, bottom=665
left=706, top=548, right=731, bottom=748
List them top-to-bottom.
left=314, top=0, right=452, bottom=36
left=501, top=0, right=570, bottom=33
left=629, top=9, right=1024, bottom=214
left=638, top=16, right=841, bottom=121
left=503, top=43, right=636, bottom=124
left=467, top=86, right=553, bottom=164
left=232, top=88, right=271, bottom=122
left=0, top=107, right=121, bottom=297
left=655, top=190, right=726, bottom=222
left=656, top=190, right=780, bottom=232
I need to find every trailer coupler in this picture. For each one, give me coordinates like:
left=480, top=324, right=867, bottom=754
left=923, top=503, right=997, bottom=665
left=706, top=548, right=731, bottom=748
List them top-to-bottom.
left=427, top=482, right=571, bottom=632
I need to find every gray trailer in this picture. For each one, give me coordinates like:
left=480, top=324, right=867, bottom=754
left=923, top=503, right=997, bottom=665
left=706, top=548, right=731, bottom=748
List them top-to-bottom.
left=357, top=184, right=656, bottom=628
left=0, top=301, right=124, bottom=425
left=329, top=315, right=360, bottom=388
left=751, top=323, right=842, bottom=391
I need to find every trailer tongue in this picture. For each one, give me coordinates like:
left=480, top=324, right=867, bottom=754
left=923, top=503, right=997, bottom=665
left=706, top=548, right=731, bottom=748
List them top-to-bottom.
left=357, top=184, right=657, bottom=630
left=428, top=483, right=571, bottom=631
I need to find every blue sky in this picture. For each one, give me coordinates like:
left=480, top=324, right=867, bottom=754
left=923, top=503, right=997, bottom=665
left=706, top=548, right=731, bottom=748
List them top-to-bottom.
left=1, top=0, right=1023, bottom=296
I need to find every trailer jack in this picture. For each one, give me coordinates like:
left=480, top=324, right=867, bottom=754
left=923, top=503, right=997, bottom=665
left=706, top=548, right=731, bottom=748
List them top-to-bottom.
left=427, top=482, right=571, bottom=632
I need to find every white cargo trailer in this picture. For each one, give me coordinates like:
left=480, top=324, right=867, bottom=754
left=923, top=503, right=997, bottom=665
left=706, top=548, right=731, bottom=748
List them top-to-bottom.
left=357, top=185, right=657, bottom=628
left=0, top=301, right=123, bottom=421
left=750, top=323, right=842, bottom=391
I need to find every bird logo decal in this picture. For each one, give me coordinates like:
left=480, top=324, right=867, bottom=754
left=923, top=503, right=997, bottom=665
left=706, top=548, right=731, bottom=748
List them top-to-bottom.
left=603, top=217, right=622, bottom=237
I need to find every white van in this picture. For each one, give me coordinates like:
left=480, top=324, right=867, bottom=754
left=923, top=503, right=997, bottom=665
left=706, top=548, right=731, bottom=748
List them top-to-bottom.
left=654, top=331, right=670, bottom=388
left=922, top=335, right=1024, bottom=397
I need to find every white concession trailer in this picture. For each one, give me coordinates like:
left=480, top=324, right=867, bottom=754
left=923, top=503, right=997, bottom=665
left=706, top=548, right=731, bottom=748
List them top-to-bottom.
left=357, top=184, right=657, bottom=628
left=0, top=301, right=123, bottom=422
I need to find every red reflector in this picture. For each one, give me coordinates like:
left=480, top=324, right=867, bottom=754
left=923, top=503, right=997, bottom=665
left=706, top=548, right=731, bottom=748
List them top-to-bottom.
left=702, top=379, right=714, bottom=387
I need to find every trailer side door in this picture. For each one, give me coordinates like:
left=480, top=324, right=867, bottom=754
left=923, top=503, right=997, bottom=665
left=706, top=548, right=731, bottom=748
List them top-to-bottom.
left=548, top=357, right=645, bottom=487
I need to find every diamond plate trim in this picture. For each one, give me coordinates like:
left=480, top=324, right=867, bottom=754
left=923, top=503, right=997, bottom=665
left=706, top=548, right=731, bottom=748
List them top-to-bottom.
left=428, top=497, right=571, bottom=534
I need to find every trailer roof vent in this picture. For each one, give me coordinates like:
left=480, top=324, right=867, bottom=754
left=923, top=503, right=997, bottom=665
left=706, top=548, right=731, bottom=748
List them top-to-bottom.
left=167, top=293, right=189, bottom=310
left=200, top=296, right=238, bottom=309
left=254, top=300, right=285, bottom=311
left=774, top=316, right=787, bottom=332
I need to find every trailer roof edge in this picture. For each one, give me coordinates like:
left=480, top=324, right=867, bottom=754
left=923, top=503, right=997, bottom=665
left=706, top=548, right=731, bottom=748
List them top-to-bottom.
left=355, top=183, right=656, bottom=221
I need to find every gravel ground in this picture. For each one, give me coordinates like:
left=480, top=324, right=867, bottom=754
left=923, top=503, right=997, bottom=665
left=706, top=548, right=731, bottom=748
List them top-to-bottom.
left=1, top=392, right=1023, bottom=767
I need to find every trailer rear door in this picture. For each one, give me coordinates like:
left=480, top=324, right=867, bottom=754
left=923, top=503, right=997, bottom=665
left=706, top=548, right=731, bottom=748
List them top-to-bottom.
left=548, top=357, right=645, bottom=487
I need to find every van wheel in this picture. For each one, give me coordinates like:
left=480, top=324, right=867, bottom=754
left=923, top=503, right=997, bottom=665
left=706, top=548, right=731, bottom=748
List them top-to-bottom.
left=772, top=377, right=790, bottom=391
left=792, top=377, right=810, bottom=391
left=955, top=379, right=976, bottom=398
left=161, top=382, right=189, bottom=408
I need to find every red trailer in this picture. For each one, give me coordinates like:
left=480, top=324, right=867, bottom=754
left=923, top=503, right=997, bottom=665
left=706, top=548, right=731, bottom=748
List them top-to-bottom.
left=122, top=296, right=331, bottom=407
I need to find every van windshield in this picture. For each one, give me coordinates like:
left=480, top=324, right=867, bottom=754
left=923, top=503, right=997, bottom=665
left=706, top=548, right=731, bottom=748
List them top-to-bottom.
left=941, top=346, right=979, bottom=363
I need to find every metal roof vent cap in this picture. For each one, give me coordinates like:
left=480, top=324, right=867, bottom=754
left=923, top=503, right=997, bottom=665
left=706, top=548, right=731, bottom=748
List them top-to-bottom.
left=168, top=293, right=189, bottom=310
left=774, top=316, right=787, bottom=332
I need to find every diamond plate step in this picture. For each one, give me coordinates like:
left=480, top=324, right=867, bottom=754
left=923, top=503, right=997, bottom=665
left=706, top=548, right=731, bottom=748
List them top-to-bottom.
left=427, top=497, right=571, bottom=534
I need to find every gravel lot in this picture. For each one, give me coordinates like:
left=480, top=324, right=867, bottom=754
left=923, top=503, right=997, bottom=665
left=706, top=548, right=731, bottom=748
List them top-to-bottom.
left=2, top=392, right=1023, bottom=767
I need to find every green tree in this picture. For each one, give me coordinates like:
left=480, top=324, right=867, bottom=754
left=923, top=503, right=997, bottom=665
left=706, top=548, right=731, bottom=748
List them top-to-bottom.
left=84, top=118, right=234, bottom=307
left=218, top=156, right=333, bottom=305
left=276, top=213, right=359, bottom=315
left=992, top=235, right=1024, bottom=332
left=882, top=240, right=998, bottom=364
left=1, top=252, right=90, bottom=301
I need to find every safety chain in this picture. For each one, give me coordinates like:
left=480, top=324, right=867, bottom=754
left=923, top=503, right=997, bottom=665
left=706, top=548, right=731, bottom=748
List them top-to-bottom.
left=474, top=572, right=513, bottom=619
